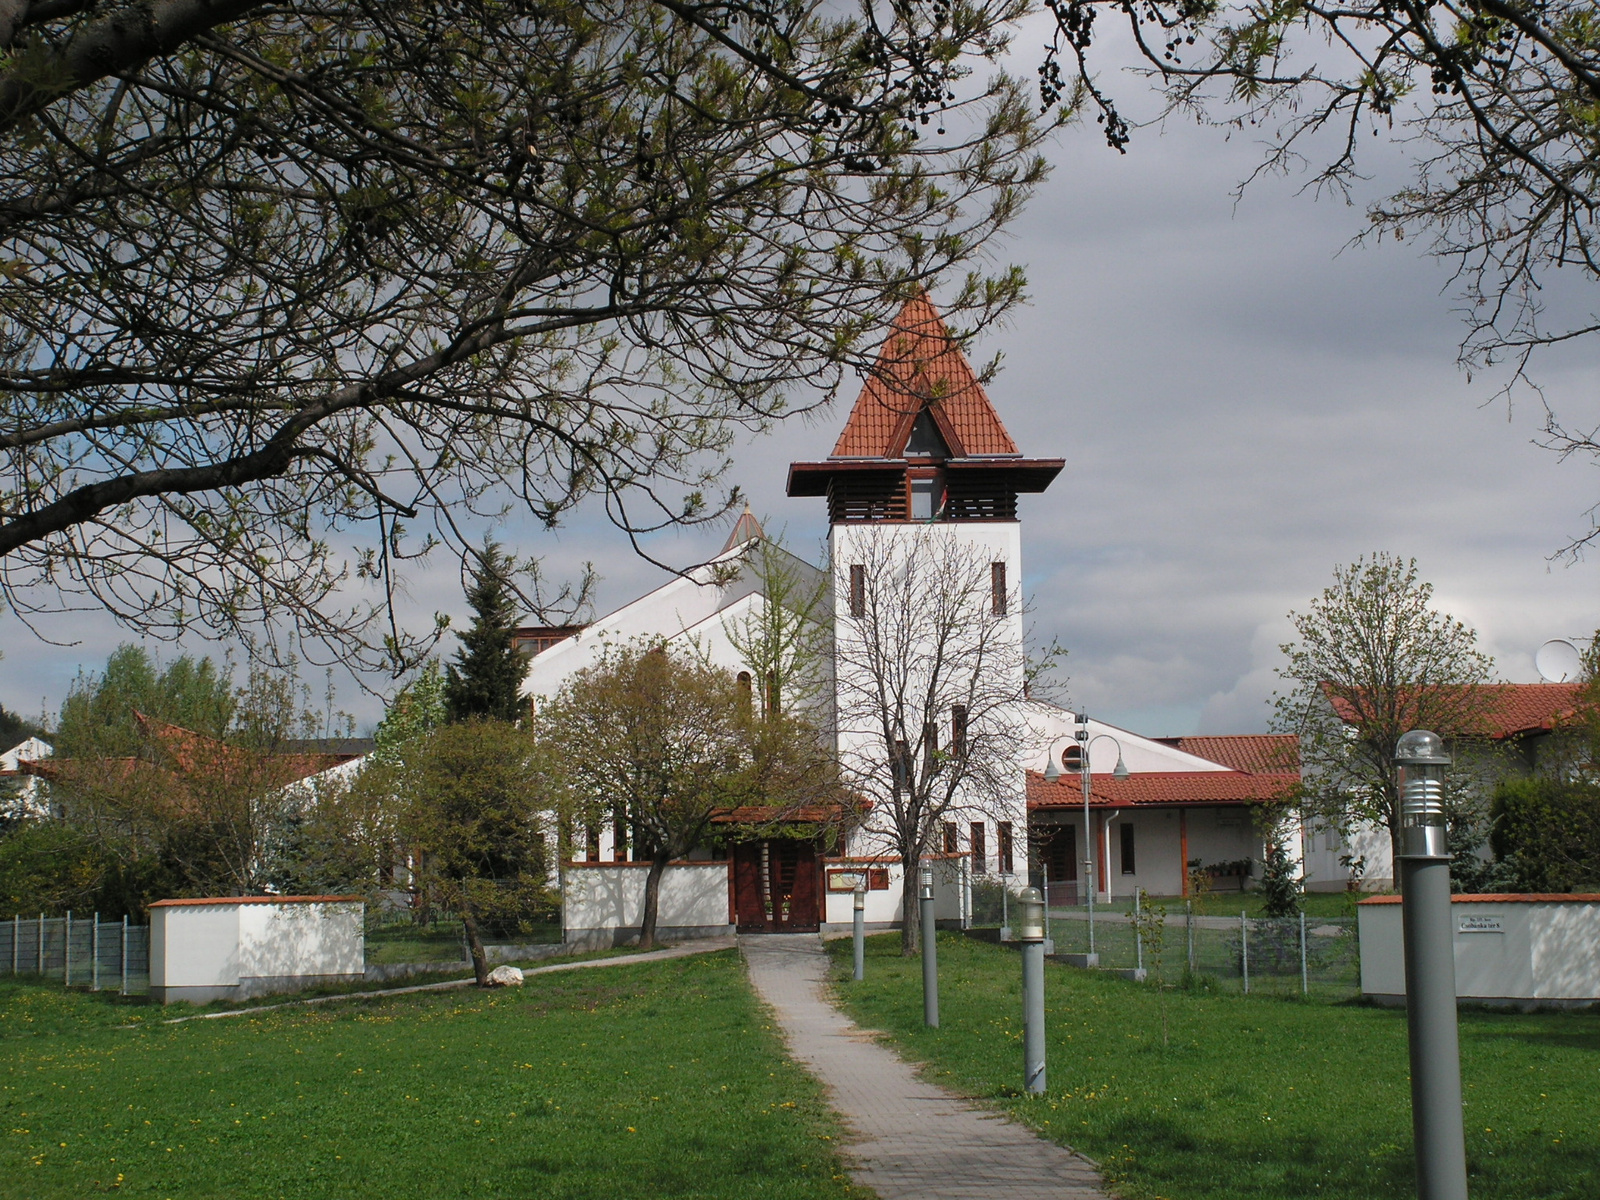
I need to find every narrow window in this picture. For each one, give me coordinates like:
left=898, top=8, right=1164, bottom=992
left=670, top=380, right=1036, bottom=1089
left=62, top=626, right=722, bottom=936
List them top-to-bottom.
left=909, top=476, right=936, bottom=520
left=991, top=561, right=1007, bottom=615
left=849, top=564, right=866, bottom=618
left=736, top=671, right=753, bottom=714
left=764, top=677, right=781, bottom=717
left=951, top=704, right=968, bottom=759
left=922, top=720, right=938, bottom=776
left=891, top=739, right=910, bottom=790
left=612, top=808, right=628, bottom=863
left=943, top=822, right=959, bottom=854
left=970, top=822, right=986, bottom=873
left=998, top=822, right=1014, bottom=874
left=1120, top=822, right=1136, bottom=875
left=585, top=823, right=600, bottom=863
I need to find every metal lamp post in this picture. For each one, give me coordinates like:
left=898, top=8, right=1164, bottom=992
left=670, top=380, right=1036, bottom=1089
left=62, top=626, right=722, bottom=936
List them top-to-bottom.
left=1043, top=714, right=1129, bottom=964
left=1395, top=730, right=1469, bottom=1200
left=920, top=863, right=939, bottom=1028
left=853, top=882, right=866, bottom=982
left=1018, top=886, right=1047, bottom=1093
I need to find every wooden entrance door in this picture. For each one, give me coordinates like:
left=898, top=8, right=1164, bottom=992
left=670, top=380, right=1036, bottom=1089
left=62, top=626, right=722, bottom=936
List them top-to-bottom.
left=1034, top=823, right=1078, bottom=905
left=732, top=839, right=821, bottom=933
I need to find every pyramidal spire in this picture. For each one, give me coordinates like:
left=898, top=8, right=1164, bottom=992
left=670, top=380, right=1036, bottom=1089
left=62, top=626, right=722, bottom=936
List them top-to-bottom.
left=831, top=293, right=1018, bottom=459
left=721, top=504, right=765, bottom=552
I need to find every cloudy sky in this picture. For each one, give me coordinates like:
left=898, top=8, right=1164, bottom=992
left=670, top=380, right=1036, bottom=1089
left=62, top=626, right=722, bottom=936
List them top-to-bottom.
left=4, top=13, right=1596, bottom=736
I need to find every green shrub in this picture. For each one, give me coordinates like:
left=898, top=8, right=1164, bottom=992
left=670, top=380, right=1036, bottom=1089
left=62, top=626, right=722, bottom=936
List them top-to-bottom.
left=1489, top=777, right=1600, bottom=892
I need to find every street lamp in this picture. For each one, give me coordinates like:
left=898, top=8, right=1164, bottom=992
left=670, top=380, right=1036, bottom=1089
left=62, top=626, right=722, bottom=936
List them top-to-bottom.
left=1044, top=714, right=1129, bottom=961
left=1395, top=730, right=1468, bottom=1200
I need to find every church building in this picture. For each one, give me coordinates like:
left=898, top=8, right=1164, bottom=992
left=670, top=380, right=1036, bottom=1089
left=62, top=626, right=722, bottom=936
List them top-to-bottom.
left=527, top=295, right=1299, bottom=943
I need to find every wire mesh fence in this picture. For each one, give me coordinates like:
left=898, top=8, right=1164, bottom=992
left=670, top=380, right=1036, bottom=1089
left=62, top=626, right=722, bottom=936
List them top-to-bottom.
left=1040, top=900, right=1361, bottom=1000
left=362, top=905, right=563, bottom=965
left=0, top=914, right=150, bottom=995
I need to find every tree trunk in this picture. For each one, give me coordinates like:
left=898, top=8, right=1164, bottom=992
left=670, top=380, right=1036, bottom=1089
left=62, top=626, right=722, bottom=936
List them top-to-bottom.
left=638, top=852, right=669, bottom=951
left=899, top=862, right=920, bottom=956
left=461, top=909, right=490, bottom=986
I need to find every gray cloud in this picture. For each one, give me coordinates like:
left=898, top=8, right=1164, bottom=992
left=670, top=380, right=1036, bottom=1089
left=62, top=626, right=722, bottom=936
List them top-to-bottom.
left=4, top=37, right=1596, bottom=739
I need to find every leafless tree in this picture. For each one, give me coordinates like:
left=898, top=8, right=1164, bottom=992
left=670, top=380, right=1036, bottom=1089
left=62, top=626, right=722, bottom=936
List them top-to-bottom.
left=0, top=0, right=1048, bottom=671
left=832, top=526, right=1032, bottom=952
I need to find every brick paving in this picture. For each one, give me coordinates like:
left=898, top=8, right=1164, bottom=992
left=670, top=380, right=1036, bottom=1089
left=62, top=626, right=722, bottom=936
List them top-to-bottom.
left=741, top=934, right=1110, bottom=1199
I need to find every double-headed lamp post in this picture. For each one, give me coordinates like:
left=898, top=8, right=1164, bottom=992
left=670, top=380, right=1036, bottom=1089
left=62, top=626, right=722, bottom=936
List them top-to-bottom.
left=1043, top=714, right=1129, bottom=960
left=1395, top=730, right=1469, bottom=1200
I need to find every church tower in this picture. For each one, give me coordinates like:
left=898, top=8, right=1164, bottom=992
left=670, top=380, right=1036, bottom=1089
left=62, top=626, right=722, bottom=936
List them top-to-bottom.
left=788, top=295, right=1060, bottom=900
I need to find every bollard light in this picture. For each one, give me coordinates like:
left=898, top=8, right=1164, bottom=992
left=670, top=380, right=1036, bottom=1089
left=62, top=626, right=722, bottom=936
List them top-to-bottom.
left=1394, top=729, right=1468, bottom=1200
left=1396, top=729, right=1450, bottom=859
left=919, top=862, right=939, bottom=1027
left=852, top=882, right=866, bottom=982
left=1018, top=886, right=1047, bottom=1093
left=1018, top=887, right=1045, bottom=942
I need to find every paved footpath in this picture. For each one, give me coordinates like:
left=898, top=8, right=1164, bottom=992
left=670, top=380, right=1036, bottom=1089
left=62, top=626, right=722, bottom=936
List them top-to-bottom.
left=741, top=935, right=1110, bottom=1200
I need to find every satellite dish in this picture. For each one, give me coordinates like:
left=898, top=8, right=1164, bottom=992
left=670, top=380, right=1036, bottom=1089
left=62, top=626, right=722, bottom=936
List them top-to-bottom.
left=1534, top=638, right=1583, bottom=683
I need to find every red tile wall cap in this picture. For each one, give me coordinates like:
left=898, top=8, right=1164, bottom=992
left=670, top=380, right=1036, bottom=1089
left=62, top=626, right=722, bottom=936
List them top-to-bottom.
left=562, top=860, right=722, bottom=869
left=1357, top=893, right=1600, bottom=904
left=148, top=895, right=364, bottom=906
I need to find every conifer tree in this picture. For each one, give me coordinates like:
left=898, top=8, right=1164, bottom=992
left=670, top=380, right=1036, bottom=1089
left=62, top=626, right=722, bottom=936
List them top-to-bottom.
left=444, top=544, right=526, bottom=724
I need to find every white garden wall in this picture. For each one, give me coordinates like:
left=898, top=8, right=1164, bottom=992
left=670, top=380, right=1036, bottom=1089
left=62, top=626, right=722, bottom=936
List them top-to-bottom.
left=562, top=862, right=733, bottom=947
left=1358, top=894, right=1600, bottom=1009
left=148, top=897, right=364, bottom=1004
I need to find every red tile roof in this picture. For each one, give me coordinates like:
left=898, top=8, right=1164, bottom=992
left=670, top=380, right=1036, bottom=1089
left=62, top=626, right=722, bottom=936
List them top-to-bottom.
left=831, top=293, right=1018, bottom=458
left=1322, top=682, right=1585, bottom=739
left=1157, top=734, right=1299, bottom=774
left=1026, top=770, right=1298, bottom=809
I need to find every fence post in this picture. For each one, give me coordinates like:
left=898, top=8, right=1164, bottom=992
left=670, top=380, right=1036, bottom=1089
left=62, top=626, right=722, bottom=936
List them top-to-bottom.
left=1134, top=890, right=1143, bottom=973
left=1185, top=900, right=1194, bottom=974
left=1241, top=910, right=1249, bottom=995
left=64, top=911, right=71, bottom=987
left=1300, top=911, right=1308, bottom=995
left=37, top=913, right=43, bottom=976
left=11, top=914, right=16, bottom=975
left=92, top=915, right=100, bottom=992
left=121, top=916, right=129, bottom=997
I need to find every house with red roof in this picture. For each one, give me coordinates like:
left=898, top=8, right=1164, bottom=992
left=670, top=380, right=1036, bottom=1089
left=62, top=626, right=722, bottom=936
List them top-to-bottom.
left=1303, top=681, right=1593, bottom=890
left=1021, top=714, right=1299, bottom=901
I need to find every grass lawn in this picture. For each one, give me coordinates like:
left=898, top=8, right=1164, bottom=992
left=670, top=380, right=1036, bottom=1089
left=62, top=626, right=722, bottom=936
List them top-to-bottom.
left=829, top=933, right=1599, bottom=1200
left=0, top=950, right=868, bottom=1200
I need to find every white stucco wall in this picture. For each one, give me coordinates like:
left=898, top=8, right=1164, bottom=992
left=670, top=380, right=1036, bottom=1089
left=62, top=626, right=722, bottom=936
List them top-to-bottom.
left=830, top=521, right=1030, bottom=867
left=562, top=863, right=732, bottom=933
left=1358, top=895, right=1600, bottom=1006
left=149, top=897, right=364, bottom=1002
left=238, top=902, right=364, bottom=981
left=150, top=904, right=241, bottom=989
